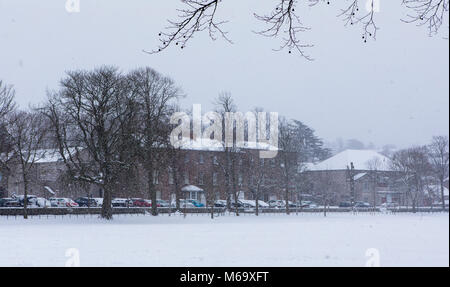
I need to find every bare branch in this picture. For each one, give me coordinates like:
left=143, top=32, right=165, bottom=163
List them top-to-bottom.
left=145, top=0, right=231, bottom=54
left=254, top=0, right=313, bottom=59
left=337, top=0, right=379, bottom=41
left=402, top=0, right=449, bottom=36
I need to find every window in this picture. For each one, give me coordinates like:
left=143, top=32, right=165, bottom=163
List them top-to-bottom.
left=185, top=154, right=190, bottom=163
left=199, top=154, right=204, bottom=164
left=213, top=155, right=219, bottom=165
left=168, top=168, right=174, bottom=185
left=153, top=170, right=159, bottom=185
left=184, top=172, right=189, bottom=185
left=198, top=172, right=204, bottom=185
left=213, top=172, right=218, bottom=186
left=238, top=174, right=243, bottom=186
left=190, top=191, right=198, bottom=200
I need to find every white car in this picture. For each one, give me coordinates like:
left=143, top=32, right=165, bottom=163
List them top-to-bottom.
left=28, top=197, right=52, bottom=208
left=49, top=198, right=79, bottom=208
left=92, top=198, right=104, bottom=207
left=171, top=199, right=196, bottom=208
left=238, top=200, right=270, bottom=209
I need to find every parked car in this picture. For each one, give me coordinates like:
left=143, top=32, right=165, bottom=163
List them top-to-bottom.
left=18, top=195, right=38, bottom=206
left=28, top=197, right=52, bottom=208
left=75, top=197, right=98, bottom=207
left=0, top=198, right=21, bottom=207
left=49, top=198, right=79, bottom=208
left=92, top=198, right=103, bottom=207
left=111, top=198, right=133, bottom=207
left=132, top=198, right=151, bottom=207
left=156, top=199, right=170, bottom=208
left=173, top=199, right=196, bottom=208
left=186, top=199, right=205, bottom=207
left=214, top=200, right=227, bottom=208
left=238, top=200, right=270, bottom=209
left=268, top=200, right=293, bottom=208
left=230, top=201, right=243, bottom=208
left=339, top=201, right=353, bottom=208
left=307, top=202, right=318, bottom=209
left=353, top=202, right=371, bottom=208
left=380, top=202, right=399, bottom=208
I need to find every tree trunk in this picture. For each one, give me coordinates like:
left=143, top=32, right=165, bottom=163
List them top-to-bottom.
left=148, top=169, right=158, bottom=216
left=173, top=171, right=180, bottom=211
left=23, top=176, right=28, bottom=220
left=440, top=177, right=446, bottom=210
left=285, top=179, right=290, bottom=215
left=101, top=184, right=113, bottom=220
left=234, top=192, right=240, bottom=216
left=255, top=192, right=259, bottom=216
left=210, top=199, right=214, bottom=219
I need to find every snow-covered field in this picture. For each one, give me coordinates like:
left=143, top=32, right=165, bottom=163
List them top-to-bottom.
left=0, top=213, right=448, bottom=267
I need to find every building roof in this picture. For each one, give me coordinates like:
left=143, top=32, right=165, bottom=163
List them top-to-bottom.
left=178, top=138, right=278, bottom=152
left=309, top=149, right=392, bottom=171
left=181, top=185, right=204, bottom=192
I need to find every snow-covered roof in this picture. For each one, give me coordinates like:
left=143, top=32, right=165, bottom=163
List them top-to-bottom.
left=178, top=138, right=278, bottom=152
left=33, top=148, right=78, bottom=164
left=309, top=149, right=392, bottom=171
left=353, top=172, right=367, bottom=181
left=181, top=185, right=204, bottom=192
left=44, top=186, right=56, bottom=195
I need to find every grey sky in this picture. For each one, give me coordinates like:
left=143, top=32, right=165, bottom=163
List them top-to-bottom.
left=0, top=0, right=448, bottom=149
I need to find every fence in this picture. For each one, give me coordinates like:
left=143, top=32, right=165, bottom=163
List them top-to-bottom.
left=0, top=206, right=447, bottom=217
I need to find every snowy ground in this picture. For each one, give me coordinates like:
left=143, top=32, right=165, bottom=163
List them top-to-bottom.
left=0, top=212, right=448, bottom=267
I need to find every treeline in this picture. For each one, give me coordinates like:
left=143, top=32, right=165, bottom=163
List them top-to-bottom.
left=0, top=66, right=330, bottom=219
left=390, top=138, right=449, bottom=212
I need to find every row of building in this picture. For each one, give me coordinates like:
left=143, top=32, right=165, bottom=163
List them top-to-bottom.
left=1, top=143, right=448, bottom=206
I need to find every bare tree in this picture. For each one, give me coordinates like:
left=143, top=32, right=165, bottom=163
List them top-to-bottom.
left=151, top=1, right=447, bottom=59
left=42, top=66, right=135, bottom=220
left=128, top=67, right=182, bottom=216
left=0, top=80, right=15, bottom=120
left=0, top=81, right=16, bottom=177
left=213, top=92, right=241, bottom=215
left=5, top=111, right=47, bottom=219
left=277, top=118, right=297, bottom=215
left=428, top=136, right=449, bottom=209
left=391, top=146, right=431, bottom=212
left=168, top=147, right=186, bottom=211
left=247, top=151, right=267, bottom=216
left=366, top=157, right=383, bottom=207
left=315, top=169, right=335, bottom=217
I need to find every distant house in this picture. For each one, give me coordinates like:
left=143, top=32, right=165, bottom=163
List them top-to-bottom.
left=2, top=139, right=286, bottom=204
left=304, top=150, right=402, bottom=206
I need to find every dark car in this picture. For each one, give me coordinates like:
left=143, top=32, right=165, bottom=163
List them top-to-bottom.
left=18, top=195, right=38, bottom=207
left=74, top=197, right=97, bottom=207
left=0, top=198, right=21, bottom=207
left=112, top=198, right=133, bottom=207
left=214, top=200, right=227, bottom=208
left=230, top=202, right=243, bottom=208
left=339, top=202, right=353, bottom=208
left=354, top=202, right=371, bottom=208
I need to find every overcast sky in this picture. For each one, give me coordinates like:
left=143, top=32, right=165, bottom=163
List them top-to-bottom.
left=0, top=0, right=448, bottom=149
